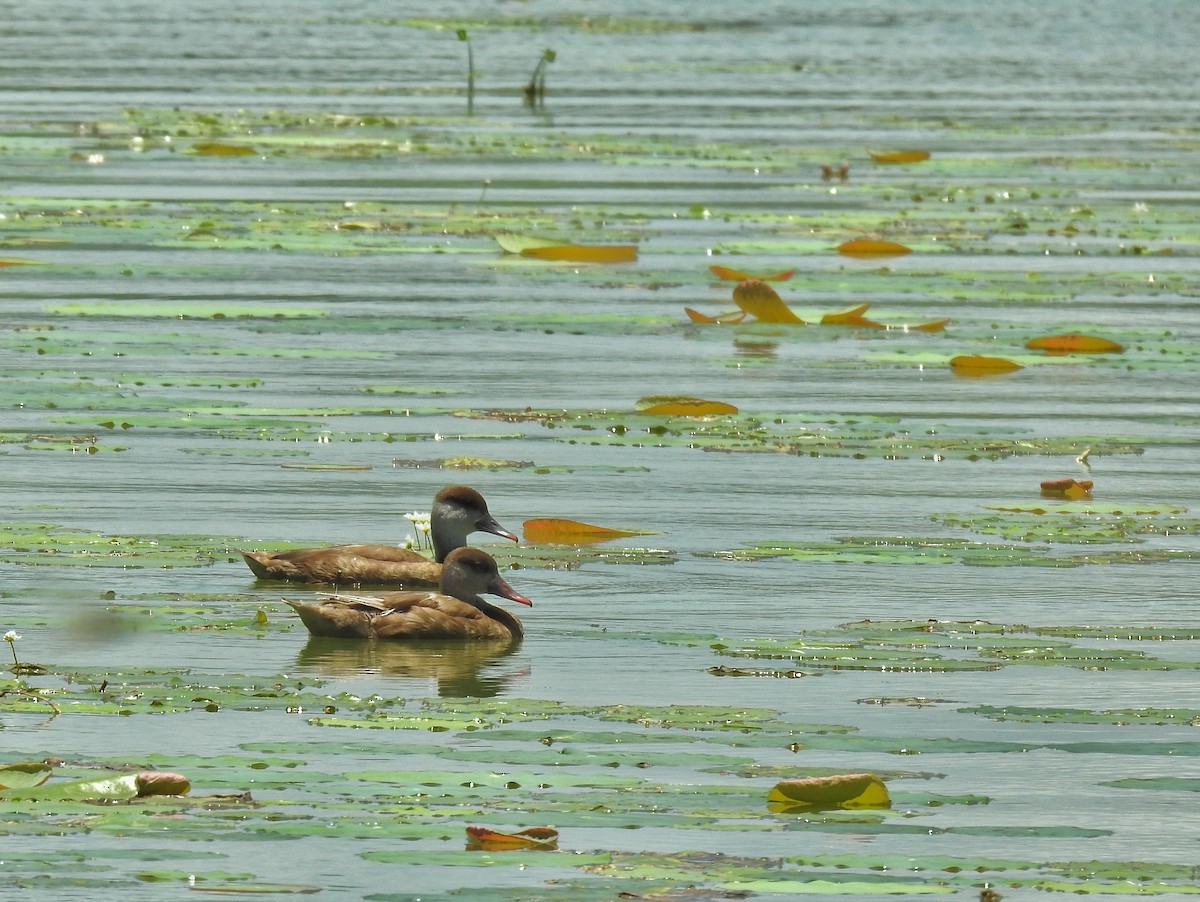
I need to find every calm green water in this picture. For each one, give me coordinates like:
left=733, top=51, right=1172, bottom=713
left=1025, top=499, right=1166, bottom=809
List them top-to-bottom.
left=2, top=2, right=1199, bottom=899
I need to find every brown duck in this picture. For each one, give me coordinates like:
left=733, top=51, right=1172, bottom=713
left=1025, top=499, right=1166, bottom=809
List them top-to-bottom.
left=240, top=484, right=518, bottom=587
left=283, top=547, right=532, bottom=641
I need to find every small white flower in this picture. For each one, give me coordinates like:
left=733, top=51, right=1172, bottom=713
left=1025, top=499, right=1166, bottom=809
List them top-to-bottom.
left=404, top=512, right=432, bottom=534
left=3, top=630, right=19, bottom=643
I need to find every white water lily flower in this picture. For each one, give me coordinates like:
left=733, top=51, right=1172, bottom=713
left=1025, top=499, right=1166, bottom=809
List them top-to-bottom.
left=404, top=512, right=432, bottom=550
left=3, top=630, right=19, bottom=643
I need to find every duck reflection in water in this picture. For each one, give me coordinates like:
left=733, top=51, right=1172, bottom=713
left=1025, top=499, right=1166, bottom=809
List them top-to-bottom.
left=733, top=339, right=778, bottom=360
left=294, top=636, right=524, bottom=697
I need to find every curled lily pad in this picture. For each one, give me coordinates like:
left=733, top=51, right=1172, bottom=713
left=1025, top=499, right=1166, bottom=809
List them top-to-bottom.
left=868, top=149, right=931, bottom=163
left=836, top=238, right=912, bottom=257
left=709, top=264, right=795, bottom=282
left=732, top=280, right=805, bottom=324
left=1026, top=334, right=1124, bottom=353
left=950, top=354, right=1023, bottom=375
left=1040, top=478, right=1093, bottom=499
left=522, top=518, right=654, bottom=545
left=0, top=762, right=54, bottom=790
left=0, top=771, right=185, bottom=801
left=136, top=772, right=192, bottom=797
left=768, top=774, right=891, bottom=811
left=465, top=825, right=559, bottom=851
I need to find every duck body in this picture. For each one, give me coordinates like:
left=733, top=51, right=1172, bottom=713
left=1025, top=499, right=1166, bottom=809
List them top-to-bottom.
left=241, top=485, right=517, bottom=587
left=284, top=547, right=532, bottom=641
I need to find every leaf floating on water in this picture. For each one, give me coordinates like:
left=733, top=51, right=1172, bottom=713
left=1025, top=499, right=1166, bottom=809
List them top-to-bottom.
left=190, top=141, right=258, bottom=156
left=868, top=149, right=931, bottom=164
left=494, top=233, right=563, bottom=254
left=495, top=233, right=637, bottom=263
left=837, top=238, right=913, bottom=258
left=522, top=243, right=638, bottom=263
left=0, top=259, right=36, bottom=267
left=709, top=265, right=796, bottom=282
left=732, top=280, right=805, bottom=324
left=819, top=303, right=872, bottom=325
left=819, top=303, right=886, bottom=329
left=684, top=307, right=746, bottom=324
left=908, top=318, right=951, bottom=332
left=1025, top=334, right=1125, bottom=353
left=950, top=355, right=1023, bottom=376
left=640, top=397, right=739, bottom=416
left=1040, top=478, right=1094, bottom=500
left=523, top=518, right=653, bottom=545
left=0, top=762, right=53, bottom=790
left=0, top=771, right=187, bottom=801
left=136, top=771, right=192, bottom=797
left=768, top=773, right=891, bottom=811
left=465, top=825, right=559, bottom=851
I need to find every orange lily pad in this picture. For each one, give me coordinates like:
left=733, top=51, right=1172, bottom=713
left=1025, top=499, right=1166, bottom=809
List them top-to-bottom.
left=190, top=141, right=258, bottom=156
left=868, top=149, right=931, bottom=164
left=495, top=234, right=638, bottom=263
left=836, top=238, right=912, bottom=258
left=521, top=243, right=637, bottom=263
left=709, top=264, right=796, bottom=282
left=731, top=280, right=805, bottom=324
left=819, top=303, right=872, bottom=325
left=819, top=303, right=886, bottom=329
left=684, top=307, right=746, bottom=324
left=907, top=318, right=951, bottom=333
left=1025, top=334, right=1124, bottom=353
left=950, top=354, right=1023, bottom=375
left=641, top=397, right=738, bottom=416
left=1040, top=478, right=1094, bottom=500
left=523, top=518, right=653, bottom=545
left=768, top=773, right=890, bottom=811
left=465, top=825, right=559, bottom=851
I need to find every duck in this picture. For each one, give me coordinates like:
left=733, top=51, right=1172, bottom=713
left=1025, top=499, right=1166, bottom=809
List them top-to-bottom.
left=240, top=484, right=518, bottom=587
left=283, top=547, right=532, bottom=641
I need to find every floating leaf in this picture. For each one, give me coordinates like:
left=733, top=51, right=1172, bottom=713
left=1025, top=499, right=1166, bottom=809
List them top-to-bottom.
left=190, top=141, right=258, bottom=156
left=869, top=149, right=931, bottom=164
left=494, top=234, right=563, bottom=254
left=496, top=234, right=637, bottom=263
left=836, top=238, right=913, bottom=258
left=522, top=243, right=638, bottom=263
left=0, top=259, right=36, bottom=267
left=709, top=265, right=796, bottom=282
left=731, top=280, right=805, bottom=324
left=819, top=303, right=874, bottom=325
left=684, top=307, right=746, bottom=324
left=907, top=318, right=951, bottom=332
left=1025, top=334, right=1125, bottom=353
left=949, top=354, right=1023, bottom=375
left=640, top=398, right=739, bottom=416
left=1040, top=478, right=1094, bottom=500
left=523, top=518, right=653, bottom=544
left=0, top=762, right=53, bottom=790
left=136, top=771, right=192, bottom=797
left=0, top=772, right=185, bottom=801
left=768, top=773, right=891, bottom=811
left=465, top=825, right=559, bottom=851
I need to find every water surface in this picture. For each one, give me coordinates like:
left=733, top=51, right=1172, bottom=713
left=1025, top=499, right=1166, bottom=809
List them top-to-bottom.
left=2, top=2, right=1199, bottom=899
